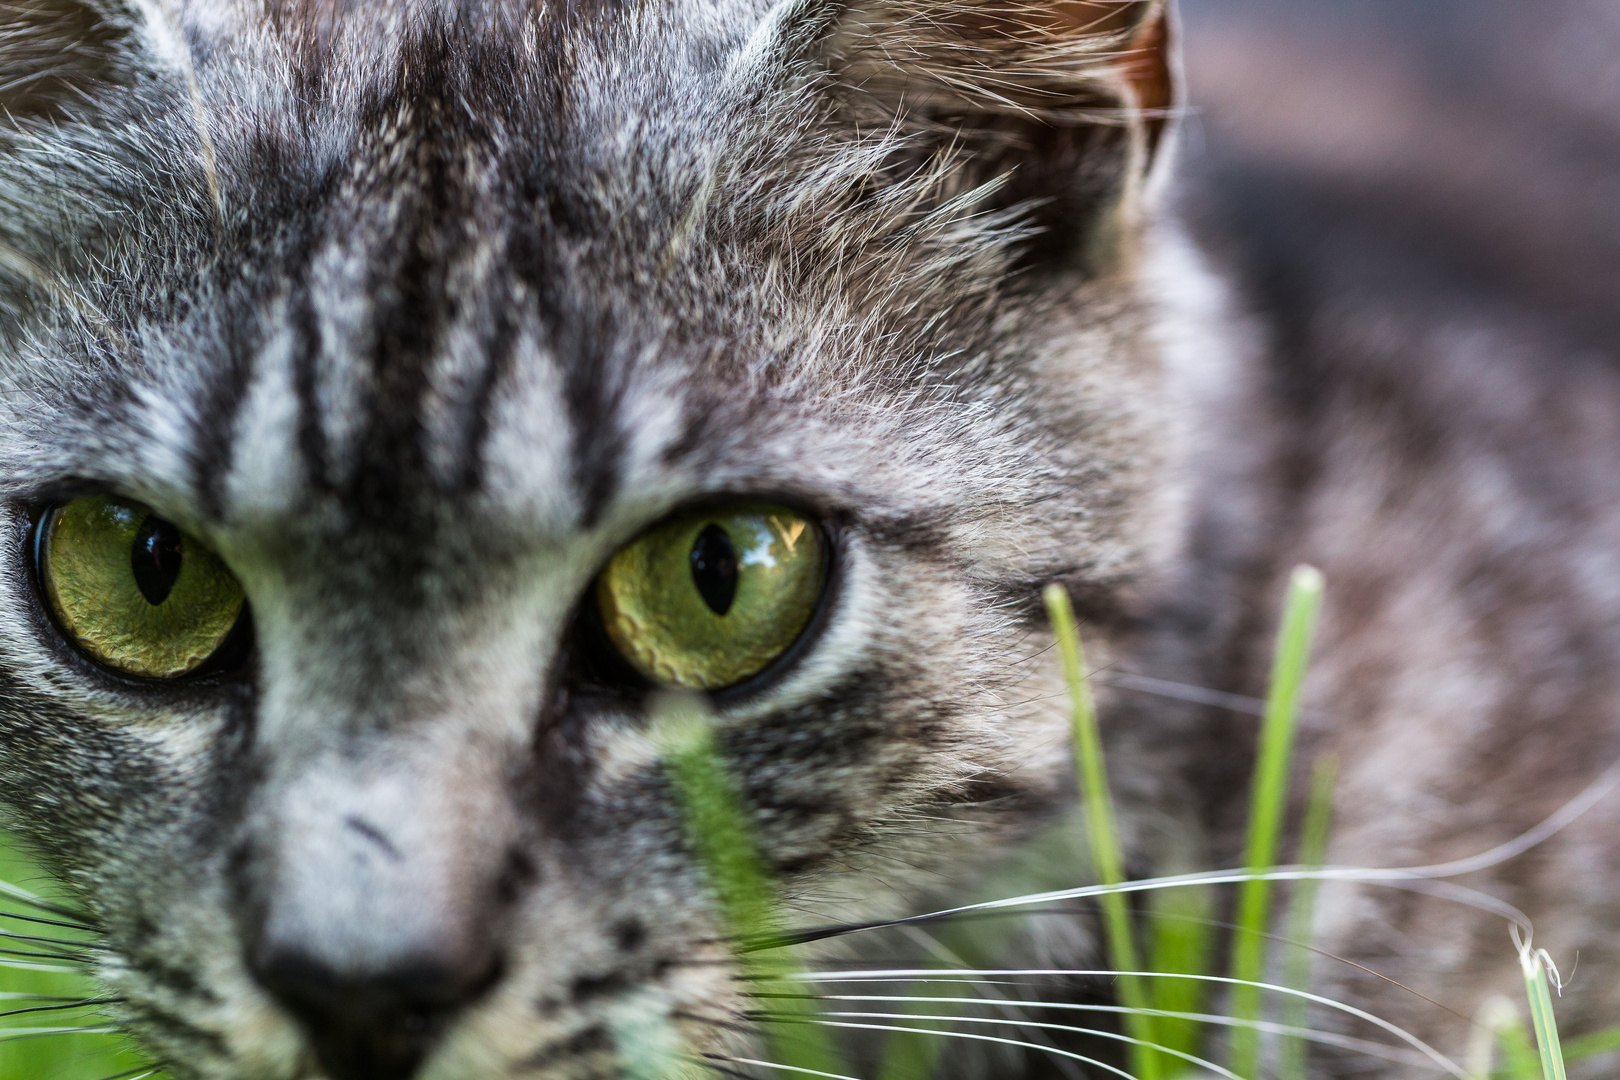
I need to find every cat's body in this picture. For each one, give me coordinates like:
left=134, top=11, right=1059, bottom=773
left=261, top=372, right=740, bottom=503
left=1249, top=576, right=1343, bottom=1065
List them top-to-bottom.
left=0, top=0, right=1613, bottom=1078
left=1164, top=0, right=1620, bottom=1059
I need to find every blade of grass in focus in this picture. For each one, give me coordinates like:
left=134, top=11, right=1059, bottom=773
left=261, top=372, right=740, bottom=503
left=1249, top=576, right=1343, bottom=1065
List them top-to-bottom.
left=1228, top=565, right=1324, bottom=1078
left=1044, top=584, right=1161, bottom=1080
left=659, top=696, right=847, bottom=1079
left=1517, top=937, right=1567, bottom=1080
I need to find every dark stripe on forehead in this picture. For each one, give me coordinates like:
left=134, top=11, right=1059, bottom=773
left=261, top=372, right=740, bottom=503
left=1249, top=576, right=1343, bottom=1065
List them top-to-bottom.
left=343, top=36, right=476, bottom=527
left=193, top=290, right=264, bottom=522
left=559, top=315, right=627, bottom=531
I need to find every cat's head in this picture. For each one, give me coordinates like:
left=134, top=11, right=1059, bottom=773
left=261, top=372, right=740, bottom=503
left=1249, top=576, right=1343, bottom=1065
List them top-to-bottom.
left=0, top=0, right=1180, bottom=1077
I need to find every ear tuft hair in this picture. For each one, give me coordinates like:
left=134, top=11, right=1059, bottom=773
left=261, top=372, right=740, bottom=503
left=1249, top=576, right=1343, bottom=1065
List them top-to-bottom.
left=0, top=0, right=137, bottom=120
left=817, top=0, right=1176, bottom=272
left=829, top=0, right=1170, bottom=120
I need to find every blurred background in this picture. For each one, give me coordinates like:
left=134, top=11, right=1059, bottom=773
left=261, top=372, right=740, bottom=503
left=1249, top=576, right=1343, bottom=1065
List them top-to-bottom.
left=1177, top=0, right=1620, bottom=345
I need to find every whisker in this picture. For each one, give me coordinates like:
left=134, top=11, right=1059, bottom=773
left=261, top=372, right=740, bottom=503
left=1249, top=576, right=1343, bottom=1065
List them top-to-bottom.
left=1093, top=670, right=1275, bottom=718
left=765, top=758, right=1620, bottom=953
left=768, top=865, right=1532, bottom=947
left=0, top=880, right=101, bottom=925
left=1143, top=907, right=1470, bottom=1023
left=0, top=910, right=102, bottom=934
left=878, top=925, right=1086, bottom=1080
left=0, top=929, right=110, bottom=952
left=0, top=952, right=94, bottom=965
left=0, top=959, right=86, bottom=975
left=791, top=969, right=1466, bottom=1078
left=0, top=998, right=121, bottom=1020
left=799, top=998, right=1432, bottom=1069
left=676, top=1008, right=845, bottom=1073
left=756, top=1009, right=1238, bottom=1080
left=757, top=1016, right=1139, bottom=1080
left=0, top=1025, right=120, bottom=1040
left=704, top=1052, right=867, bottom=1080
left=697, top=1059, right=759, bottom=1080
left=92, top=1067, right=162, bottom=1080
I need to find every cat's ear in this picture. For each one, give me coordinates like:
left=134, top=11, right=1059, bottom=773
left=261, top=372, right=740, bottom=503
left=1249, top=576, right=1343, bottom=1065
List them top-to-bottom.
left=782, top=0, right=1178, bottom=271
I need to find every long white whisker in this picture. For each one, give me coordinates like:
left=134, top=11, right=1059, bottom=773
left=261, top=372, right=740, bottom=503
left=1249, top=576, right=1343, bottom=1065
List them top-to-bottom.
left=1395, top=761, right=1620, bottom=879
left=792, top=765, right=1620, bottom=951
left=807, top=867, right=1529, bottom=939
left=888, top=924, right=1086, bottom=1080
left=0, top=959, right=85, bottom=975
left=790, top=969, right=1466, bottom=1078
left=805, top=998, right=1430, bottom=1069
left=759, top=1008, right=1238, bottom=1080
left=760, top=1017, right=1141, bottom=1080
left=0, top=1025, right=119, bottom=1039
left=707, top=1054, right=866, bottom=1080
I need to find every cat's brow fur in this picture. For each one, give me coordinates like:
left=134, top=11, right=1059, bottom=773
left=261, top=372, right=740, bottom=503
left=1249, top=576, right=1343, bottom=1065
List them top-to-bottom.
left=1, top=0, right=1616, bottom=1077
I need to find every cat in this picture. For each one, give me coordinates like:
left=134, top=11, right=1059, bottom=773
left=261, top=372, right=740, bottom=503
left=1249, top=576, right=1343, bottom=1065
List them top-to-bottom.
left=0, top=0, right=1615, bottom=1077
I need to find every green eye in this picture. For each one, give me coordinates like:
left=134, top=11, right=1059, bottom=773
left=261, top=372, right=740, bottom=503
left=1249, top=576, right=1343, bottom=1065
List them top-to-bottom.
left=39, top=497, right=247, bottom=680
left=596, top=504, right=826, bottom=690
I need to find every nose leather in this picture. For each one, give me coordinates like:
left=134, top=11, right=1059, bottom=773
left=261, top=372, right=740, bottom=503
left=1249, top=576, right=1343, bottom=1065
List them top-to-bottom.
left=252, top=942, right=500, bottom=1080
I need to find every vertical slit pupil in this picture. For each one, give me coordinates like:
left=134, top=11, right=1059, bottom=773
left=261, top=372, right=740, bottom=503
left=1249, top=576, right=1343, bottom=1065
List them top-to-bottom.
left=131, top=516, right=184, bottom=606
left=690, top=524, right=739, bottom=616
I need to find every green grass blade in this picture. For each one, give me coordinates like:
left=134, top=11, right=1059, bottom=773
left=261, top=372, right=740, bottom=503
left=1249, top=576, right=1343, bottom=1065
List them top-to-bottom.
left=1228, top=565, right=1324, bottom=1079
left=1044, top=585, right=1160, bottom=1080
left=658, top=697, right=846, bottom=1079
left=1277, top=753, right=1337, bottom=1080
left=1147, top=883, right=1211, bottom=1072
left=1517, top=940, right=1567, bottom=1080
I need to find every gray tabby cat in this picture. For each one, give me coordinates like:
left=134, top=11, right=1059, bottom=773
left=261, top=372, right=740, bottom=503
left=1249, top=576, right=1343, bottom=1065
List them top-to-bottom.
left=0, top=0, right=1615, bottom=1076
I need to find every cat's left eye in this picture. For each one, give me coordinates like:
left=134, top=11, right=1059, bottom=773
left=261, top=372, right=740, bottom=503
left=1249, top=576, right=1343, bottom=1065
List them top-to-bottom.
left=36, top=497, right=248, bottom=680
left=595, top=504, right=827, bottom=691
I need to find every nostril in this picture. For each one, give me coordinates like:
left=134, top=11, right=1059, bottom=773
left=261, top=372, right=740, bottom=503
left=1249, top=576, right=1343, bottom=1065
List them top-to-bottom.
left=252, top=944, right=502, bottom=1080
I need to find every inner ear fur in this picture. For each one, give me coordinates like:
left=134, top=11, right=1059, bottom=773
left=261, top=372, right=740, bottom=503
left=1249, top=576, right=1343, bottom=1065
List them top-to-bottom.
left=0, top=0, right=138, bottom=120
left=825, top=0, right=1177, bottom=270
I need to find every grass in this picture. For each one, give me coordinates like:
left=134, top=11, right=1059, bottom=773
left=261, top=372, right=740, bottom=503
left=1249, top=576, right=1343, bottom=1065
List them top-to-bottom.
left=0, top=566, right=1609, bottom=1079
left=1227, top=567, right=1323, bottom=1079
left=1046, top=583, right=1159, bottom=1080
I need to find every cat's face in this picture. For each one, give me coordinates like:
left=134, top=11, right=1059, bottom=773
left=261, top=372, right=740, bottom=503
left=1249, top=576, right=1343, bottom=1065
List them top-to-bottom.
left=0, top=0, right=1178, bottom=1077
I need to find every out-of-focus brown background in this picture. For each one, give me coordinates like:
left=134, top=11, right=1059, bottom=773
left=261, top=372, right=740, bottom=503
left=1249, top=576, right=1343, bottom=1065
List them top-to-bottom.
left=1178, top=0, right=1620, bottom=340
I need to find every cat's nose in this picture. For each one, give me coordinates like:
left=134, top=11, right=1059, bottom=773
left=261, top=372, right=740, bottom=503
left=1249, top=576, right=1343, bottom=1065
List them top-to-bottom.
left=239, top=755, right=523, bottom=1080
left=251, top=938, right=501, bottom=1080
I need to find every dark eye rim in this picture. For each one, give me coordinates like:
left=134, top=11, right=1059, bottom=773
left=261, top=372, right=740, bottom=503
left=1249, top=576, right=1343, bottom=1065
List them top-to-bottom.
left=26, top=498, right=256, bottom=687
left=568, top=498, right=841, bottom=705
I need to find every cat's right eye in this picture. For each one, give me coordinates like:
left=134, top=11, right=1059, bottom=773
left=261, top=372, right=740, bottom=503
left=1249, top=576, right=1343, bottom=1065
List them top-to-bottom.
left=36, top=497, right=248, bottom=680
